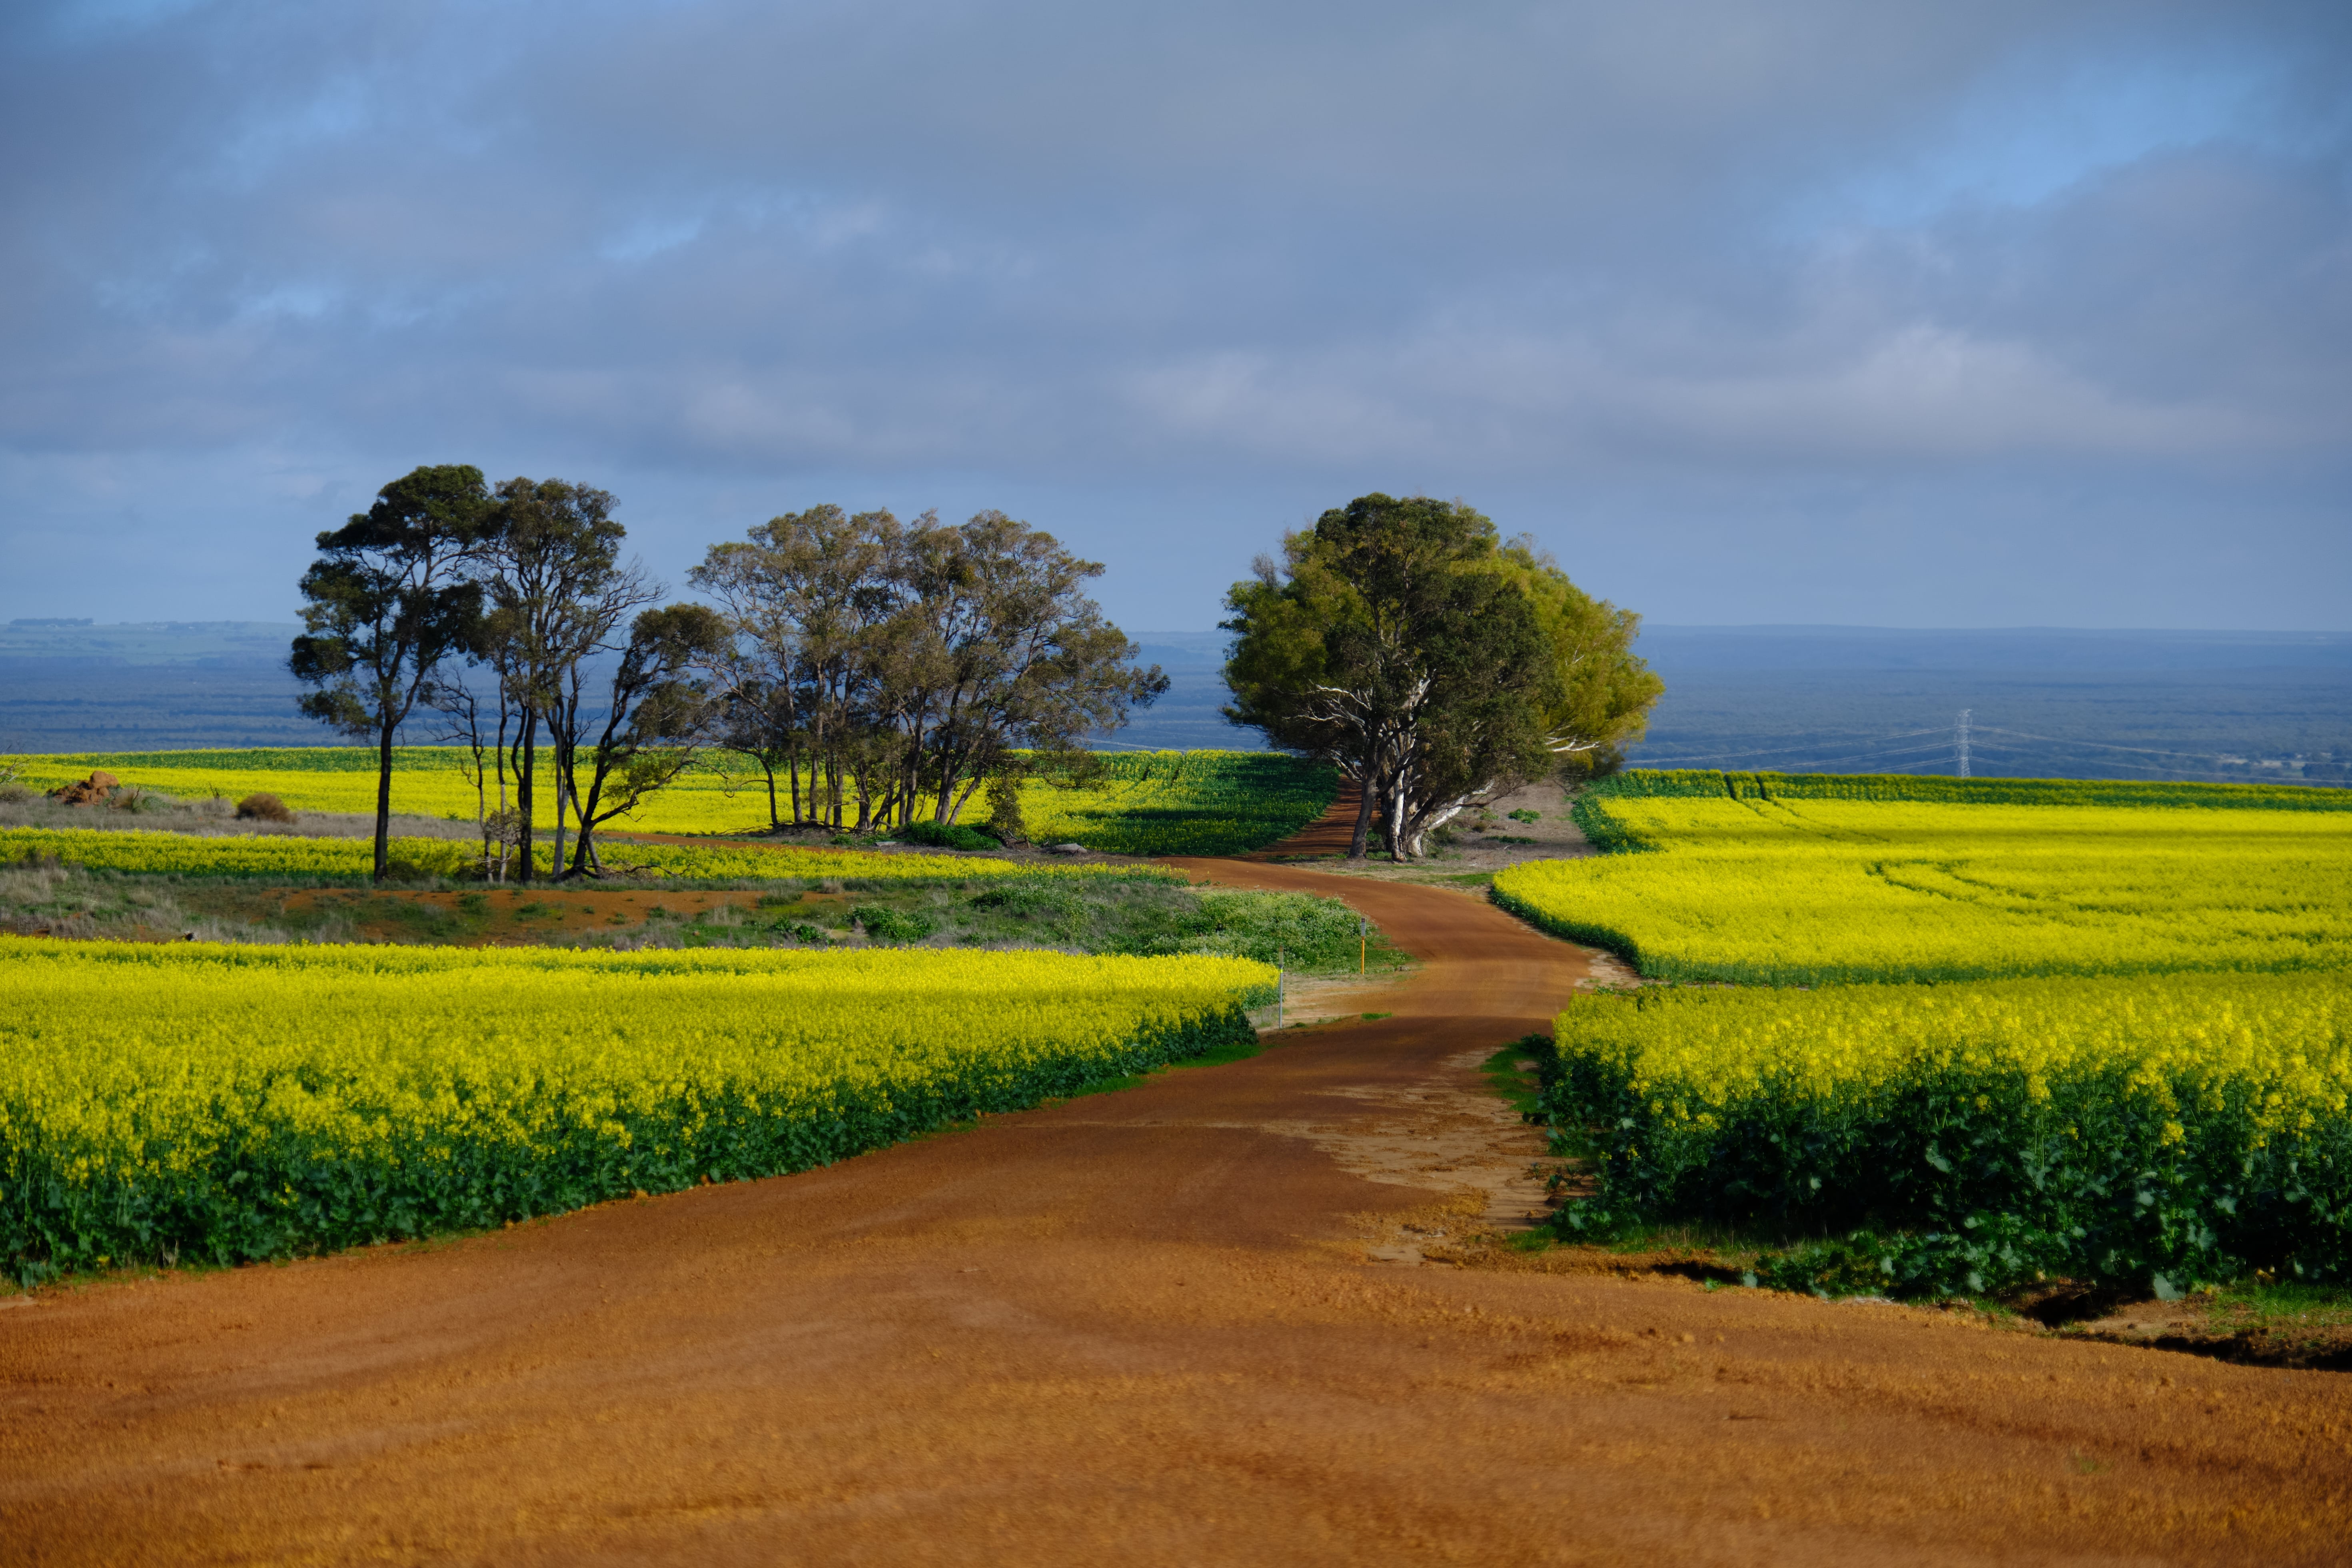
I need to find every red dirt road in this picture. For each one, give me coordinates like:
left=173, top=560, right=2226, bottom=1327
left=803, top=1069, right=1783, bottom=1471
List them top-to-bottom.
left=4, top=865, right=2348, bottom=1565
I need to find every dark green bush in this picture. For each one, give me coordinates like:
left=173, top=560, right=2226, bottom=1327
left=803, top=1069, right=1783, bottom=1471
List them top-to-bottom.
left=897, top=819, right=1001, bottom=852
left=854, top=906, right=938, bottom=942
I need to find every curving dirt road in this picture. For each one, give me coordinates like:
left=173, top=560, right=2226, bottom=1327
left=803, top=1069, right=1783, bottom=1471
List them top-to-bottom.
left=4, top=863, right=2348, bottom=1565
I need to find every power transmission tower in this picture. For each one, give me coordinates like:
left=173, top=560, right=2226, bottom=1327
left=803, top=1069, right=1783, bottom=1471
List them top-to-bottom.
left=1956, top=709, right=1972, bottom=778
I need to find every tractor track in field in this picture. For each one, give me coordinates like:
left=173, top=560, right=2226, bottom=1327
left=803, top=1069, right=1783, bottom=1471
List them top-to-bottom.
left=3, top=861, right=2348, bottom=1564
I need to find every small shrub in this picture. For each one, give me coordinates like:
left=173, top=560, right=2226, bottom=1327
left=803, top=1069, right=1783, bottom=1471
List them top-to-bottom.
left=984, top=774, right=1029, bottom=844
left=235, top=793, right=295, bottom=823
left=1508, top=808, right=1541, bottom=824
left=898, top=818, right=1001, bottom=853
left=970, top=882, right=1084, bottom=921
left=855, top=906, right=938, bottom=943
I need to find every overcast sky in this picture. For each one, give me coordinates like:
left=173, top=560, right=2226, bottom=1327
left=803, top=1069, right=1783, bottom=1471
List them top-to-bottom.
left=3, top=0, right=2346, bottom=633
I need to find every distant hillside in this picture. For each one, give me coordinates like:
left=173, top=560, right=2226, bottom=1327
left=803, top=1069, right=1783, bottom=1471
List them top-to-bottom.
left=0, top=619, right=304, bottom=663
left=0, top=620, right=316, bottom=752
left=0, top=621, right=1256, bottom=755
left=6, top=621, right=2344, bottom=783
left=1625, top=627, right=2352, bottom=787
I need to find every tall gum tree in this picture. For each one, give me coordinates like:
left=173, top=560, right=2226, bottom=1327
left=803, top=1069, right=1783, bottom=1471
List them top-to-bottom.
left=289, top=464, right=494, bottom=881
left=482, top=477, right=627, bottom=883
left=689, top=506, right=1165, bottom=831
left=892, top=510, right=1168, bottom=825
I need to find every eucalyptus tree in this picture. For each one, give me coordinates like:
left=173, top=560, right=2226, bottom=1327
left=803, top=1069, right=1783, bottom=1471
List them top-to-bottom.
left=289, top=463, right=495, bottom=881
left=480, top=477, right=635, bottom=882
left=1222, top=493, right=1661, bottom=861
left=691, top=503, right=907, bottom=829
left=689, top=505, right=1164, bottom=831
left=892, top=510, right=1166, bottom=825
left=685, top=545, right=804, bottom=828
left=563, top=602, right=730, bottom=876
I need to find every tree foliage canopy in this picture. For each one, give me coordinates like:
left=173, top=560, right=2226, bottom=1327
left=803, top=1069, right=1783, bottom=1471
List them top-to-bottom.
left=296, top=471, right=1165, bottom=871
left=1222, top=493, right=1662, bottom=859
left=690, top=506, right=1165, bottom=831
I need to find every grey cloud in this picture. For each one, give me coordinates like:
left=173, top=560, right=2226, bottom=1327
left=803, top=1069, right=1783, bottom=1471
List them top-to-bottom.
left=1, top=0, right=2346, bottom=628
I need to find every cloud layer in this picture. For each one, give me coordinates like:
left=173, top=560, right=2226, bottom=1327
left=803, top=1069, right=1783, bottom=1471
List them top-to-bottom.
left=3, top=0, right=2346, bottom=629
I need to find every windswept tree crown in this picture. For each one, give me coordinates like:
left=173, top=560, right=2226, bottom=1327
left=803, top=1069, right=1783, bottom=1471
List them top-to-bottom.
left=1222, top=493, right=1661, bottom=859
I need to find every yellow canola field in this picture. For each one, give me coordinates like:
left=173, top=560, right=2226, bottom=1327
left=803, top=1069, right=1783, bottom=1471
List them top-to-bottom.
left=12, top=748, right=1334, bottom=856
left=18, top=751, right=774, bottom=835
left=1494, top=795, right=2352, bottom=985
left=0, top=827, right=1176, bottom=884
left=0, top=939, right=1273, bottom=1283
left=1545, top=971, right=2352, bottom=1288
left=1559, top=971, right=2352, bottom=1146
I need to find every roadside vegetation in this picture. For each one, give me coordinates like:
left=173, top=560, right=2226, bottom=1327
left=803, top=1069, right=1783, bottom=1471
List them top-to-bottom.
left=6, top=747, right=1338, bottom=859
left=1493, top=768, right=2352, bottom=1317
left=1, top=823, right=1399, bottom=977
left=0, top=939, right=1273, bottom=1287
left=1441, top=1043, right=2352, bottom=1370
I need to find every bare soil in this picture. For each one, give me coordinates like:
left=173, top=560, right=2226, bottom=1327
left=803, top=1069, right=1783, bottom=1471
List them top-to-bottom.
left=1236, top=779, right=1597, bottom=882
left=3, top=861, right=2348, bottom=1564
left=2056, top=1297, right=2352, bottom=1371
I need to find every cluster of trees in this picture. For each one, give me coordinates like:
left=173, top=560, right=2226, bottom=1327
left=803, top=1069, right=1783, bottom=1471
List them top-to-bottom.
left=290, top=467, right=1161, bottom=882
left=291, top=471, right=1654, bottom=880
left=1221, top=493, right=1661, bottom=860
left=688, top=504, right=1166, bottom=834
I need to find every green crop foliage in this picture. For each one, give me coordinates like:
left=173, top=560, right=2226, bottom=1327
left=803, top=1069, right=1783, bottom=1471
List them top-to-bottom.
left=1013, top=751, right=1338, bottom=856
left=0, top=939, right=1272, bottom=1285
left=1534, top=972, right=2352, bottom=1296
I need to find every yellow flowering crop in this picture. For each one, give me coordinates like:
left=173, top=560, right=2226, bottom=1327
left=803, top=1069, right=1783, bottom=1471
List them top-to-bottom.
left=13, top=746, right=1336, bottom=855
left=16, top=748, right=783, bottom=835
left=1495, top=793, right=2352, bottom=984
left=0, top=826, right=1179, bottom=885
left=0, top=937, right=1272, bottom=1284
left=1543, top=972, right=2352, bottom=1290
